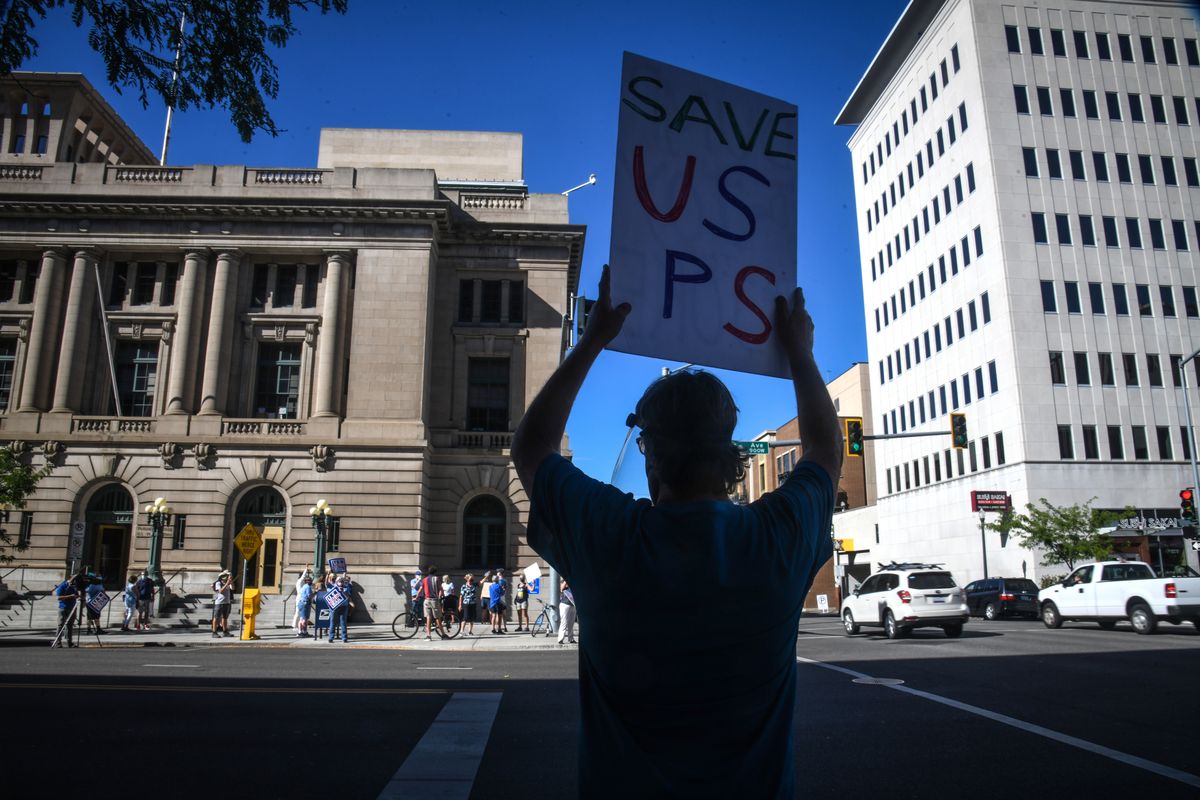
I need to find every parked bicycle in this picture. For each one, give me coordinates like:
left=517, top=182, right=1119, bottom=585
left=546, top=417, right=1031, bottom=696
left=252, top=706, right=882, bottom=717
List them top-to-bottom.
left=529, top=598, right=558, bottom=637
left=392, top=600, right=460, bottom=640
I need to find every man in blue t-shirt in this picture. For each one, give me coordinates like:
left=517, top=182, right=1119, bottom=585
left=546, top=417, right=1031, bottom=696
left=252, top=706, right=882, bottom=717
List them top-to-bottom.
left=511, top=268, right=840, bottom=799
left=54, top=573, right=80, bottom=647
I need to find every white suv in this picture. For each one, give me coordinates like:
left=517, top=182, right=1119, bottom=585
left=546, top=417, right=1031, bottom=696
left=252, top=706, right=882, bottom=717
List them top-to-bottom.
left=840, top=563, right=969, bottom=639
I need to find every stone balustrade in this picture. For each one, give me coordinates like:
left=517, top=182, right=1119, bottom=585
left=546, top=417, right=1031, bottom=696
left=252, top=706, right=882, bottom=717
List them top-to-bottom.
left=0, top=165, right=44, bottom=181
left=110, top=166, right=187, bottom=183
left=250, top=168, right=326, bottom=185
left=461, top=193, right=527, bottom=210
left=71, top=416, right=158, bottom=434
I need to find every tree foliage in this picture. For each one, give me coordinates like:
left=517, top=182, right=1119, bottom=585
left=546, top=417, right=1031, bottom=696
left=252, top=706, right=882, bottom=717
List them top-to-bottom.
left=0, top=0, right=348, bottom=142
left=0, top=447, right=52, bottom=564
left=988, top=497, right=1131, bottom=571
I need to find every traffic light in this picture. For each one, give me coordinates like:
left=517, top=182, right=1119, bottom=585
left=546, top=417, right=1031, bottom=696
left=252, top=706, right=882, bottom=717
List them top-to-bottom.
left=579, top=298, right=596, bottom=333
left=950, top=413, right=968, bottom=449
left=844, top=417, right=864, bottom=458
left=1180, top=488, right=1195, bottom=525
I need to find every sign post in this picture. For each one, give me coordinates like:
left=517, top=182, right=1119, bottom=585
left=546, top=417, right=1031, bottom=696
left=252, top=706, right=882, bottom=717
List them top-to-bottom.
left=609, top=52, right=798, bottom=377
left=970, top=492, right=1011, bottom=579
left=68, top=520, right=85, bottom=572
left=234, top=523, right=262, bottom=635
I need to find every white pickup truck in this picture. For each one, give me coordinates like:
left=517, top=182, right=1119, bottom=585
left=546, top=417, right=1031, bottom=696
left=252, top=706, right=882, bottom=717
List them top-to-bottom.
left=1038, top=561, right=1200, bottom=634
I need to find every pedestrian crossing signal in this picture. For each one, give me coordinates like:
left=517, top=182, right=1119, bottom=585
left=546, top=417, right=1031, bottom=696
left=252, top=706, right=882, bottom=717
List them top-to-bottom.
left=950, top=413, right=968, bottom=449
left=844, top=418, right=864, bottom=457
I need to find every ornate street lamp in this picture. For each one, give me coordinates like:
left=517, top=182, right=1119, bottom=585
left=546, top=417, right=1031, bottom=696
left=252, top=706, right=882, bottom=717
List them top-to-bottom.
left=143, top=496, right=172, bottom=585
left=310, top=498, right=334, bottom=577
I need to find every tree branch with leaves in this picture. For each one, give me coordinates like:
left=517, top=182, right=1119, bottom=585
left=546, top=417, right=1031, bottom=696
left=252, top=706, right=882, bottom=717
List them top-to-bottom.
left=0, top=0, right=348, bottom=143
left=0, top=446, right=52, bottom=564
left=988, top=497, right=1132, bottom=571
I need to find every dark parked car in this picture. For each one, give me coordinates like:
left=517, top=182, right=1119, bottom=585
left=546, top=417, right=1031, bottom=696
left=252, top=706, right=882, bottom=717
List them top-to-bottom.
left=963, top=577, right=1039, bottom=620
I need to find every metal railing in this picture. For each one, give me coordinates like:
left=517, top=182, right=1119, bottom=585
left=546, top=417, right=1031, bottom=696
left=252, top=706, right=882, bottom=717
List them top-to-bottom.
left=0, top=563, right=30, bottom=591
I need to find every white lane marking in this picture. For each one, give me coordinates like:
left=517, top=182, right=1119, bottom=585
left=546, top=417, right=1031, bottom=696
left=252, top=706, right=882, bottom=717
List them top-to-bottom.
left=798, top=657, right=1200, bottom=789
left=142, top=664, right=201, bottom=668
left=416, top=666, right=473, bottom=670
left=377, top=691, right=501, bottom=800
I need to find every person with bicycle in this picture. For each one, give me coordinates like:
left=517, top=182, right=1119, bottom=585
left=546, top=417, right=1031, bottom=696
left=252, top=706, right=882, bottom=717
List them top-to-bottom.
left=511, top=267, right=838, bottom=798
left=416, top=565, right=446, bottom=641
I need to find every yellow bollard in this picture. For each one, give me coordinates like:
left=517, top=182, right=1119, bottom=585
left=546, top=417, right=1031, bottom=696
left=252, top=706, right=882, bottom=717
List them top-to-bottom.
left=241, top=588, right=262, bottom=640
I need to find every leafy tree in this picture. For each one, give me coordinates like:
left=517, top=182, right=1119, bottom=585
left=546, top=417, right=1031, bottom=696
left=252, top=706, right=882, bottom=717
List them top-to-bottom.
left=0, top=0, right=348, bottom=142
left=0, top=446, right=52, bottom=564
left=988, top=497, right=1131, bottom=571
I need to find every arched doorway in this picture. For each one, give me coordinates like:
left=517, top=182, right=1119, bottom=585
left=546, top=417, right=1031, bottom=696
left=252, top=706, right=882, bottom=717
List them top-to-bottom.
left=85, top=484, right=133, bottom=590
left=232, top=486, right=288, bottom=594
left=462, top=495, right=507, bottom=569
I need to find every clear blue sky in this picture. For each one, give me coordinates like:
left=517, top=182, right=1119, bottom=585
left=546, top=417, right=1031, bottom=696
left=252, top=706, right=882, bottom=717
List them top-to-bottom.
left=26, top=0, right=907, bottom=490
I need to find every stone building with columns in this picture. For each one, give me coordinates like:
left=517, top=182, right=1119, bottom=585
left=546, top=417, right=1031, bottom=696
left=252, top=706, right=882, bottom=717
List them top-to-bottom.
left=0, top=73, right=583, bottom=624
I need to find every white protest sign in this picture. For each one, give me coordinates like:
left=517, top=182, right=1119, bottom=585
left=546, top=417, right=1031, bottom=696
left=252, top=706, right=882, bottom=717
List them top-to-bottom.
left=609, top=52, right=798, bottom=377
left=522, top=563, right=542, bottom=584
left=325, top=588, right=346, bottom=610
left=88, top=591, right=111, bottom=614
left=816, top=594, right=829, bottom=614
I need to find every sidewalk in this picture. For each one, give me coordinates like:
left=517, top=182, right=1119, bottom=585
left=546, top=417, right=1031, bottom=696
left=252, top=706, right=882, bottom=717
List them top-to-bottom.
left=0, top=621, right=572, bottom=651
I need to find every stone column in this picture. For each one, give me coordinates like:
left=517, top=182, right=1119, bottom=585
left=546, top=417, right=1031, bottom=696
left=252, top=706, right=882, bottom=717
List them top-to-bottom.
left=17, top=250, right=66, bottom=411
left=50, top=251, right=98, bottom=413
left=164, top=251, right=208, bottom=414
left=198, top=251, right=239, bottom=415
left=313, top=252, right=349, bottom=417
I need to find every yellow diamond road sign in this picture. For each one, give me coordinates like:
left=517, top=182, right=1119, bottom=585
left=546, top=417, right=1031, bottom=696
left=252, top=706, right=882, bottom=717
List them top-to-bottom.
left=234, top=523, right=263, bottom=560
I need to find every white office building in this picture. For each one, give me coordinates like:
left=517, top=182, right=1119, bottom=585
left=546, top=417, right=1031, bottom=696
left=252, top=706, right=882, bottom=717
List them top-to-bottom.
left=837, top=0, right=1200, bottom=583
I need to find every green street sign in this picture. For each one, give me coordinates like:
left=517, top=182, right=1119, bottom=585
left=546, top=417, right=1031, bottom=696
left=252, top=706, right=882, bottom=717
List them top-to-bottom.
left=734, top=441, right=769, bottom=455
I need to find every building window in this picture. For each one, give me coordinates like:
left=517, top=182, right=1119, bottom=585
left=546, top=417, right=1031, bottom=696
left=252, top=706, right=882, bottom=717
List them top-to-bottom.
left=1005, top=25, right=1021, bottom=53
left=1028, top=27, right=1044, bottom=55
left=1051, top=28, right=1066, bottom=56
left=1073, top=29, right=1089, bottom=58
left=1096, top=31, right=1112, bottom=60
left=1141, top=35, right=1156, bottom=63
left=1165, top=36, right=1179, bottom=65
left=1187, top=37, right=1200, bottom=65
left=1014, top=85, right=1030, bottom=114
left=1060, top=88, right=1076, bottom=117
left=1083, top=90, right=1098, bottom=118
left=1106, top=91, right=1121, bottom=120
left=1129, top=93, right=1145, bottom=122
left=1047, top=148, right=1062, bottom=179
left=1022, top=150, right=1037, bottom=179
left=1069, top=150, right=1086, bottom=181
left=1093, top=152, right=1109, bottom=182
left=1116, top=154, right=1132, bottom=183
left=1139, top=155, right=1156, bottom=185
left=1186, top=158, right=1200, bottom=187
left=1032, top=213, right=1048, bottom=244
left=1056, top=214, right=1072, bottom=245
left=1080, top=215, right=1095, bottom=246
left=1102, top=216, right=1118, bottom=247
left=1126, top=217, right=1142, bottom=248
left=1173, top=219, right=1189, bottom=250
left=0, top=261, right=15, bottom=303
left=132, top=263, right=157, bottom=306
left=160, top=263, right=178, bottom=306
left=107, top=264, right=128, bottom=306
left=250, top=264, right=270, bottom=310
left=274, top=265, right=297, bottom=308
left=302, top=266, right=319, bottom=308
left=458, top=279, right=475, bottom=322
left=1040, top=280, right=1057, bottom=312
left=1064, top=281, right=1081, bottom=313
left=1088, top=282, right=1105, bottom=314
left=1113, top=284, right=1129, bottom=316
left=1136, top=284, right=1153, bottom=316
left=1160, top=286, right=1176, bottom=317
left=1183, top=286, right=1198, bottom=318
left=0, top=338, right=15, bottom=411
left=115, top=341, right=158, bottom=417
left=253, top=343, right=301, bottom=419
left=1049, top=351, right=1066, bottom=384
left=1074, top=352, right=1090, bottom=385
left=1098, top=352, right=1115, bottom=386
left=1122, top=353, right=1139, bottom=386
left=1147, top=354, right=1164, bottom=387
left=1171, top=354, right=1184, bottom=387
left=467, top=358, right=510, bottom=431
left=988, top=360, right=998, bottom=393
left=1058, top=426, right=1074, bottom=459
left=1082, top=426, right=1099, bottom=460
left=1108, top=426, right=1125, bottom=459
left=1132, top=426, right=1149, bottom=460
left=1157, top=426, right=1174, bottom=460
left=995, top=432, right=1006, bottom=465
left=462, top=495, right=506, bottom=569
left=17, top=512, right=32, bottom=548
left=171, top=515, right=187, bottom=549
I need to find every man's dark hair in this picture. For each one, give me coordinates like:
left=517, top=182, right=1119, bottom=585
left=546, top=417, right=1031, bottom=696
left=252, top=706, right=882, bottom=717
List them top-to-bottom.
left=635, top=370, right=746, bottom=493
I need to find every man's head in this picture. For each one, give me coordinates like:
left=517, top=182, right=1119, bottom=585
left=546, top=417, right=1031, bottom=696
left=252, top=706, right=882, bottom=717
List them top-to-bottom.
left=635, top=370, right=745, bottom=500
left=425, top=565, right=436, bottom=575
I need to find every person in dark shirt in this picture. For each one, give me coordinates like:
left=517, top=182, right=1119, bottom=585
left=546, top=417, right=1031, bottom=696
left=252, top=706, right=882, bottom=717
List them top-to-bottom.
left=511, top=267, right=841, bottom=798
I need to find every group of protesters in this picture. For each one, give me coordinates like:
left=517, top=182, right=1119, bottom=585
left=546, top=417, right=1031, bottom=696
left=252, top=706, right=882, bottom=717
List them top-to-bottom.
left=409, top=566, right=526, bottom=640
left=52, top=569, right=158, bottom=646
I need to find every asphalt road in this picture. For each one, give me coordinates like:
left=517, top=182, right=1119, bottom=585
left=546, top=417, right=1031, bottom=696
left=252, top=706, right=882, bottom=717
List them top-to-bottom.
left=3, top=615, right=1198, bottom=798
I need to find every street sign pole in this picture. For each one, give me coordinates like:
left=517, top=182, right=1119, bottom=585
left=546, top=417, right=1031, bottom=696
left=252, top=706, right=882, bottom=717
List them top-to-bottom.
left=979, top=509, right=988, bottom=579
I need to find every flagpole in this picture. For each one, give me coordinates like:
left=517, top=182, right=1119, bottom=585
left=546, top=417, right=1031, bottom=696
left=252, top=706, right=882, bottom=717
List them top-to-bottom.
left=159, top=11, right=186, bottom=166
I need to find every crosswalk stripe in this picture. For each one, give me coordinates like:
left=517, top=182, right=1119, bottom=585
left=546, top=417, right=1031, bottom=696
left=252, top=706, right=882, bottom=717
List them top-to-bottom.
left=377, top=691, right=502, bottom=800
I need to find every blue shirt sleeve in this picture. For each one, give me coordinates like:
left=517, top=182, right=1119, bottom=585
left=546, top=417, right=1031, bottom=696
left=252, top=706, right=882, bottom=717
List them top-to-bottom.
left=526, top=453, right=649, bottom=582
left=752, top=460, right=836, bottom=576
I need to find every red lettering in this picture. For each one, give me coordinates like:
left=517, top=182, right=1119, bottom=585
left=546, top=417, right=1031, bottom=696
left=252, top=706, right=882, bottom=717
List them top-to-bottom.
left=632, top=145, right=696, bottom=223
left=722, top=266, right=775, bottom=344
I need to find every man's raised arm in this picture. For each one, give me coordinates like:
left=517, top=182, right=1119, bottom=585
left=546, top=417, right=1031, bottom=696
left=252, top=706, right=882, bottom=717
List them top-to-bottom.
left=511, top=266, right=631, bottom=492
left=774, top=288, right=843, bottom=487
